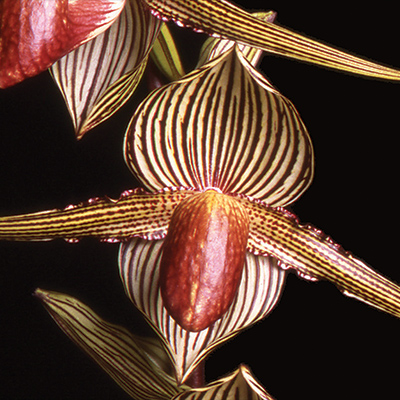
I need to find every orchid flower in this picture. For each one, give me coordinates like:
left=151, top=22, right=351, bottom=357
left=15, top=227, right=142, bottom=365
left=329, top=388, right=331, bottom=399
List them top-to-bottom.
left=1, top=0, right=400, bottom=140
left=1, top=2, right=400, bottom=398
left=1, top=15, right=400, bottom=396
left=1, top=20, right=307, bottom=382
left=35, top=287, right=276, bottom=399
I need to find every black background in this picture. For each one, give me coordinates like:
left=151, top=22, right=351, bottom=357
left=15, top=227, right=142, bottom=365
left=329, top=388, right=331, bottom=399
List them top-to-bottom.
left=1, top=1, right=399, bottom=399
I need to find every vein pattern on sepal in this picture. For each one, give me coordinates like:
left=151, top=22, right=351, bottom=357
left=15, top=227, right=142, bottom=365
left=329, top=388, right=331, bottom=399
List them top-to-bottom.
left=51, top=0, right=162, bottom=138
left=126, top=46, right=313, bottom=206
left=119, top=237, right=285, bottom=383
left=173, top=364, right=275, bottom=400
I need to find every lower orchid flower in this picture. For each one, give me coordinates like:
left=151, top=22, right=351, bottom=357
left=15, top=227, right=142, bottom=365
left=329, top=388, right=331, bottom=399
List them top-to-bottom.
left=1, top=26, right=400, bottom=395
left=35, top=288, right=276, bottom=399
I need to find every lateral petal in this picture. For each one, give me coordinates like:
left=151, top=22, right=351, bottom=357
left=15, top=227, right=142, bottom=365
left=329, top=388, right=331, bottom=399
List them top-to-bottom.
left=0, top=188, right=194, bottom=242
left=242, top=195, right=400, bottom=321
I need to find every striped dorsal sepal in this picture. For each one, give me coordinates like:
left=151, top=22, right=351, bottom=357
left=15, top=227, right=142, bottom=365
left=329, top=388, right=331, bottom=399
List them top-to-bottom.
left=126, top=40, right=313, bottom=207
left=0, top=187, right=196, bottom=242
left=240, top=194, right=400, bottom=319
left=120, top=237, right=286, bottom=383
left=174, top=365, right=275, bottom=400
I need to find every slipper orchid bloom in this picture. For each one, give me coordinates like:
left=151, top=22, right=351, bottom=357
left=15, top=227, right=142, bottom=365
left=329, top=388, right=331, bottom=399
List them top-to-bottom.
left=2, top=0, right=400, bottom=139
left=1, top=16, right=309, bottom=381
left=1, top=20, right=400, bottom=387
left=35, top=287, right=277, bottom=399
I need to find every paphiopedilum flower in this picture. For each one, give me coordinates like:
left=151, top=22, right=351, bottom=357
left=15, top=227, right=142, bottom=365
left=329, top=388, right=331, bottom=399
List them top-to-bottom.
left=2, top=0, right=400, bottom=139
left=118, top=18, right=310, bottom=381
left=0, top=20, right=310, bottom=382
left=1, top=22, right=400, bottom=387
left=35, top=287, right=276, bottom=399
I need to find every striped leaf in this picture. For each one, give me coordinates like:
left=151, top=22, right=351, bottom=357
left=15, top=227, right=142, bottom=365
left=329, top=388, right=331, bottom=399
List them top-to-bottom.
left=0, top=0, right=126, bottom=88
left=51, top=0, right=162, bottom=138
left=143, top=0, right=400, bottom=81
left=150, top=23, right=186, bottom=82
left=125, top=45, right=313, bottom=207
left=0, top=188, right=195, bottom=242
left=119, top=237, right=286, bottom=383
left=35, top=288, right=182, bottom=400
left=173, top=365, right=275, bottom=400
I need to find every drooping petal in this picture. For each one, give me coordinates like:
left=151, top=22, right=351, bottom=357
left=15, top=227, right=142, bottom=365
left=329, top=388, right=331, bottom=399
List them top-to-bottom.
left=0, top=0, right=126, bottom=88
left=51, top=0, right=162, bottom=138
left=143, top=0, right=400, bottom=81
left=125, top=47, right=313, bottom=207
left=0, top=188, right=195, bottom=242
left=240, top=194, right=400, bottom=321
left=119, top=237, right=286, bottom=383
left=35, top=288, right=182, bottom=400
left=173, top=365, right=275, bottom=400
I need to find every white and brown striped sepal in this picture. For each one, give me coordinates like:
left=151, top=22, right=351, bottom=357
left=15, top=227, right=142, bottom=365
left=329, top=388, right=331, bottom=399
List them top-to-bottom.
left=51, top=0, right=162, bottom=138
left=125, top=38, right=313, bottom=206
left=119, top=237, right=286, bottom=383
left=35, top=288, right=183, bottom=400
left=36, top=288, right=276, bottom=399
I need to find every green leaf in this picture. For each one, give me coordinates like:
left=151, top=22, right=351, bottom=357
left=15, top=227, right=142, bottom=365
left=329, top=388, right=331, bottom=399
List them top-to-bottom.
left=0, top=0, right=126, bottom=88
left=51, top=0, right=162, bottom=138
left=143, top=0, right=400, bottom=81
left=150, top=23, right=186, bottom=82
left=125, top=45, right=313, bottom=207
left=119, top=238, right=286, bottom=383
left=35, top=288, right=182, bottom=400
left=173, top=365, right=276, bottom=400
